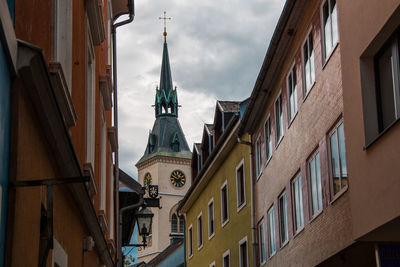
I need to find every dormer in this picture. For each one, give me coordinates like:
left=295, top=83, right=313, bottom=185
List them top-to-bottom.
left=213, top=101, right=240, bottom=144
left=191, top=143, right=202, bottom=179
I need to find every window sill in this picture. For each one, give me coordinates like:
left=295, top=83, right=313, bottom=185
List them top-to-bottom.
left=322, top=42, right=339, bottom=71
left=303, top=81, right=316, bottom=103
left=288, top=111, right=298, bottom=129
left=364, top=117, right=400, bottom=150
left=275, top=135, right=284, bottom=150
left=265, top=155, right=272, bottom=168
left=256, top=170, right=263, bottom=181
left=330, top=186, right=348, bottom=205
left=237, top=202, right=246, bottom=213
left=309, top=209, right=323, bottom=223
left=222, top=218, right=230, bottom=228
left=293, top=227, right=304, bottom=239
left=208, top=232, right=215, bottom=240
left=280, top=240, right=289, bottom=250
left=197, top=244, right=203, bottom=251
left=269, top=250, right=277, bottom=259
left=188, top=253, right=193, bottom=260
left=260, top=260, right=267, bottom=266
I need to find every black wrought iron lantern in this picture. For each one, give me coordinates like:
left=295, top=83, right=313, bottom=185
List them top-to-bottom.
left=136, top=207, right=154, bottom=238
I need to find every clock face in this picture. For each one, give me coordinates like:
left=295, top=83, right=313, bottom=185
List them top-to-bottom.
left=170, top=170, right=186, bottom=188
left=144, top=173, right=152, bottom=188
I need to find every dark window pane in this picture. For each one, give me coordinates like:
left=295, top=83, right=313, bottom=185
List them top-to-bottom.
left=171, top=214, right=178, bottom=233
left=240, top=242, right=247, bottom=267
left=223, top=255, right=230, bottom=267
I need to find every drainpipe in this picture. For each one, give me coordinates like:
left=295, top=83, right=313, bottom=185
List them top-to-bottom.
left=112, top=1, right=135, bottom=266
left=237, top=135, right=257, bottom=266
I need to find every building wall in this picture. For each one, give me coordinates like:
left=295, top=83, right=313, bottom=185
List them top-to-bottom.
left=8, top=0, right=117, bottom=265
left=251, top=0, right=353, bottom=266
left=338, top=0, right=400, bottom=240
left=185, top=133, right=253, bottom=267
left=137, top=157, right=191, bottom=262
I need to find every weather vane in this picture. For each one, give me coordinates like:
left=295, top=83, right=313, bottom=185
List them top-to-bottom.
left=159, top=11, right=171, bottom=42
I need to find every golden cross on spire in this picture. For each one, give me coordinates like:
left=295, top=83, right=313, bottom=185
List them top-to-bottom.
left=159, top=11, right=171, bottom=42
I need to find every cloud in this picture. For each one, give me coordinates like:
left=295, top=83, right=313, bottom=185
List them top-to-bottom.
left=117, top=0, right=285, bottom=178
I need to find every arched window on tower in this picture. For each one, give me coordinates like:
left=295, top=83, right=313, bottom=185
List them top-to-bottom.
left=171, top=214, right=178, bottom=233
left=179, top=215, right=185, bottom=233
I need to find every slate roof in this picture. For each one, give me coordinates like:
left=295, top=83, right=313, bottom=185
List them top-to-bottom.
left=218, top=100, right=240, bottom=112
left=136, top=115, right=191, bottom=166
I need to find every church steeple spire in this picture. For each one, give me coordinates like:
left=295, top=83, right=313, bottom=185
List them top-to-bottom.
left=155, top=12, right=178, bottom=118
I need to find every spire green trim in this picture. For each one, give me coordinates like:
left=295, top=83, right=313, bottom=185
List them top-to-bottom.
left=155, top=41, right=179, bottom=117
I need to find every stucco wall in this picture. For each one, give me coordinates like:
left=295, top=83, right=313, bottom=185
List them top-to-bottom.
left=185, top=133, right=253, bottom=267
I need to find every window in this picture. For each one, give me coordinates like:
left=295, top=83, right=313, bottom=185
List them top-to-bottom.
left=54, top=0, right=72, bottom=90
left=322, top=0, right=338, bottom=59
left=85, top=30, right=96, bottom=167
left=303, top=32, right=315, bottom=94
left=376, top=33, right=400, bottom=131
left=287, top=65, right=298, bottom=122
left=275, top=94, right=284, bottom=144
left=99, top=113, right=107, bottom=212
left=264, top=117, right=272, bottom=163
left=329, top=122, right=347, bottom=195
left=255, top=136, right=262, bottom=177
left=309, top=152, right=323, bottom=215
left=108, top=154, right=114, bottom=239
left=197, top=154, right=202, bottom=173
left=236, top=162, right=246, bottom=210
left=292, top=175, right=304, bottom=232
left=221, top=181, right=229, bottom=225
left=278, top=192, right=288, bottom=245
left=208, top=199, right=215, bottom=238
left=267, top=207, right=276, bottom=256
left=197, top=213, right=203, bottom=249
left=171, top=214, right=178, bottom=233
left=179, top=215, right=185, bottom=233
left=258, top=219, right=266, bottom=265
left=188, top=225, right=193, bottom=257
left=239, top=237, right=248, bottom=267
left=223, top=250, right=230, bottom=267
left=210, top=261, right=216, bottom=267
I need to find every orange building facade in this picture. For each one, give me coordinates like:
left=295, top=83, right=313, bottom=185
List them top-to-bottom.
left=3, top=0, right=133, bottom=266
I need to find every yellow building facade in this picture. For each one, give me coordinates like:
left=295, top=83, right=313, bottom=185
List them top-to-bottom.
left=180, top=101, right=253, bottom=267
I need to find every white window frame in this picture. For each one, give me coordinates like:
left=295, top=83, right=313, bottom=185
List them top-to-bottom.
left=53, top=0, right=73, bottom=91
left=321, top=0, right=339, bottom=61
left=85, top=24, right=96, bottom=168
left=302, top=29, right=316, bottom=95
left=287, top=63, right=298, bottom=123
left=274, top=93, right=284, bottom=145
left=99, top=106, right=107, bottom=212
left=264, top=116, right=272, bottom=164
left=329, top=121, right=348, bottom=196
left=255, top=135, right=262, bottom=178
left=309, top=151, right=323, bottom=216
left=108, top=153, right=114, bottom=239
left=236, top=159, right=246, bottom=212
left=292, top=174, right=304, bottom=233
left=221, top=180, right=229, bottom=227
left=278, top=192, right=289, bottom=246
left=208, top=198, right=215, bottom=239
left=267, top=206, right=276, bottom=257
left=197, top=212, right=203, bottom=250
left=258, top=218, right=267, bottom=265
left=188, top=224, right=193, bottom=258
left=238, top=236, right=249, bottom=267
left=52, top=238, right=68, bottom=267
left=222, top=249, right=230, bottom=267
left=209, top=261, right=216, bottom=267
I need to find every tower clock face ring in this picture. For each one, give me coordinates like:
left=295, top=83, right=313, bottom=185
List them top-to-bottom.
left=170, top=170, right=186, bottom=188
left=144, top=173, right=152, bottom=188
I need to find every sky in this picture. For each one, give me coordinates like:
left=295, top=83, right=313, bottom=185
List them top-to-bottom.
left=116, top=0, right=286, bottom=179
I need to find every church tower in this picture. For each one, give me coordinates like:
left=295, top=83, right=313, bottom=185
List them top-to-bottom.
left=136, top=13, right=192, bottom=263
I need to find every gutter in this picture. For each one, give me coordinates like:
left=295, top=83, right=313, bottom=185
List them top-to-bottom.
left=111, top=1, right=135, bottom=266
left=178, top=115, right=239, bottom=213
left=237, top=134, right=256, bottom=266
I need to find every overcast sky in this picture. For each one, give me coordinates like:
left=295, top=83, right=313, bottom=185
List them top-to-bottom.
left=116, top=0, right=286, bottom=179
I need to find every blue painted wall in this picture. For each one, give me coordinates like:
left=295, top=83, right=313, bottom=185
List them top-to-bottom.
left=0, top=39, right=11, bottom=266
